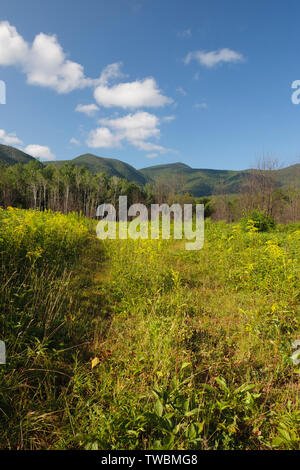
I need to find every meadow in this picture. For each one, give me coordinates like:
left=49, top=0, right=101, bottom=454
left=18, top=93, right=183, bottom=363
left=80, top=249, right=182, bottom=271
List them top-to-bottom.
left=0, top=207, right=299, bottom=449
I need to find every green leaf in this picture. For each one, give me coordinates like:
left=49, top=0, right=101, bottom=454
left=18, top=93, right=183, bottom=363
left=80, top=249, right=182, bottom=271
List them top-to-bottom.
left=181, top=362, right=191, bottom=370
left=215, top=377, right=230, bottom=393
left=234, top=383, right=256, bottom=394
left=155, top=399, right=164, bottom=417
left=184, top=408, right=199, bottom=417
left=188, top=423, right=196, bottom=439
left=278, top=428, right=291, bottom=441
left=272, top=437, right=284, bottom=447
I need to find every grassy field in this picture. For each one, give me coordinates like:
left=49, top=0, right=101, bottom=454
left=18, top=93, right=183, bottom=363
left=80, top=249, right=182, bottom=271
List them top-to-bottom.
left=0, top=208, right=299, bottom=449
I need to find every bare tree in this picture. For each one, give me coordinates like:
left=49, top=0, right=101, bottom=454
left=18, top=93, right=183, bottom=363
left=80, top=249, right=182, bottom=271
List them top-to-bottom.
left=241, top=155, right=280, bottom=216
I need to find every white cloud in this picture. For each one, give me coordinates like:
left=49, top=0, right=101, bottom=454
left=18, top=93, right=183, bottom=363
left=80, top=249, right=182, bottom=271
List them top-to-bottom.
left=0, top=20, right=174, bottom=128
left=0, top=21, right=28, bottom=66
left=0, top=21, right=173, bottom=108
left=0, top=22, right=94, bottom=93
left=0, top=22, right=121, bottom=93
left=25, top=33, right=92, bottom=93
left=184, top=48, right=244, bottom=68
left=97, top=62, right=125, bottom=86
left=94, top=77, right=172, bottom=109
left=176, top=87, right=187, bottom=96
left=194, top=102, right=208, bottom=109
left=75, top=103, right=99, bottom=116
left=87, top=111, right=174, bottom=154
left=99, top=112, right=160, bottom=141
left=162, top=115, right=176, bottom=122
left=86, top=127, right=121, bottom=149
left=0, top=129, right=23, bottom=146
left=0, top=129, right=56, bottom=161
left=70, top=137, right=80, bottom=145
left=131, top=140, right=168, bottom=153
left=25, top=144, right=56, bottom=161
left=147, top=153, right=159, bottom=158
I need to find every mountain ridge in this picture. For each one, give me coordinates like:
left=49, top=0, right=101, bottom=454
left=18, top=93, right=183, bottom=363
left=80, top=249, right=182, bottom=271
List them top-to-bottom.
left=1, top=144, right=299, bottom=197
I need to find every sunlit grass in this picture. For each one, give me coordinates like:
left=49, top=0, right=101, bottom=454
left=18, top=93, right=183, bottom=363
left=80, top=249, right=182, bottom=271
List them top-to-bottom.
left=0, top=209, right=299, bottom=449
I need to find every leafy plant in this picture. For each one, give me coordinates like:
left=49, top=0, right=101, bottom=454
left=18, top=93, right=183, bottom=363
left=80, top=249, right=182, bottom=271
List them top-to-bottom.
left=240, top=209, right=276, bottom=232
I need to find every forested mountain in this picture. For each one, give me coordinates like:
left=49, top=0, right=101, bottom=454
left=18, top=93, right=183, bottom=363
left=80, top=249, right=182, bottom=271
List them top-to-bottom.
left=0, top=144, right=35, bottom=166
left=1, top=144, right=299, bottom=197
left=48, top=154, right=147, bottom=186
left=139, top=162, right=252, bottom=196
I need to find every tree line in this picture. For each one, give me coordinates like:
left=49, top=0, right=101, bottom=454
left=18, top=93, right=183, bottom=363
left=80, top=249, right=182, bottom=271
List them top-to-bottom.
left=0, top=158, right=299, bottom=223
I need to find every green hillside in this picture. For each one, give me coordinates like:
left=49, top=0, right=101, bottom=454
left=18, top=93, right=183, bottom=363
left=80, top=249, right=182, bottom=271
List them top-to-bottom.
left=0, top=144, right=35, bottom=166
left=1, top=144, right=299, bottom=196
left=48, top=153, right=147, bottom=186
left=140, top=162, right=300, bottom=197
left=140, top=162, right=251, bottom=196
left=274, top=163, right=300, bottom=187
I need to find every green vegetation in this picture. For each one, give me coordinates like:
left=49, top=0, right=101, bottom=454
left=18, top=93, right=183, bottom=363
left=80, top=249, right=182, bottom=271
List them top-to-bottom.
left=0, top=144, right=35, bottom=166
left=1, top=144, right=300, bottom=198
left=2, top=150, right=300, bottom=226
left=50, top=154, right=147, bottom=186
left=0, top=159, right=148, bottom=217
left=140, top=162, right=245, bottom=196
left=0, top=208, right=299, bottom=449
left=240, top=210, right=276, bottom=232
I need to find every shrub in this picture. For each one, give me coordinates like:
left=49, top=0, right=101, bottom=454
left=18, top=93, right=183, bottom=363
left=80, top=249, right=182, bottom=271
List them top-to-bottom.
left=240, top=209, right=276, bottom=232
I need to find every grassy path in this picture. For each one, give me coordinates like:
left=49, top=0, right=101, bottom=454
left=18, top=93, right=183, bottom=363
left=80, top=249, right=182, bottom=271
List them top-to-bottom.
left=1, top=210, right=299, bottom=449
left=56, top=226, right=299, bottom=450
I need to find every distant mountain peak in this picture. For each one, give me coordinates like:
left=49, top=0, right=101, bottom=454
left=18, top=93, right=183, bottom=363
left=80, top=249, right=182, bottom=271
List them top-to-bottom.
left=48, top=152, right=147, bottom=186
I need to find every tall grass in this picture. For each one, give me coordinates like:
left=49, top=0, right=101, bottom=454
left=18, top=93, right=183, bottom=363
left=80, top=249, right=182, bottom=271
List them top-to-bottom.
left=0, top=208, right=100, bottom=448
left=0, top=209, right=299, bottom=449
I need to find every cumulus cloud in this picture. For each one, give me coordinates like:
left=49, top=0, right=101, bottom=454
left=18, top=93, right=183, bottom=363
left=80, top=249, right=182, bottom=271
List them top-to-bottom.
left=0, top=21, right=173, bottom=109
left=0, top=21, right=95, bottom=93
left=0, top=21, right=28, bottom=66
left=0, top=22, right=124, bottom=93
left=0, top=22, right=174, bottom=155
left=26, top=33, right=92, bottom=92
left=184, top=48, right=244, bottom=68
left=97, top=62, right=125, bottom=86
left=94, top=77, right=172, bottom=109
left=75, top=103, right=99, bottom=116
left=87, top=111, right=173, bottom=154
left=99, top=112, right=160, bottom=141
left=86, top=127, right=121, bottom=149
left=0, top=128, right=23, bottom=146
left=0, top=129, right=56, bottom=161
left=70, top=137, right=80, bottom=145
left=25, top=144, right=56, bottom=161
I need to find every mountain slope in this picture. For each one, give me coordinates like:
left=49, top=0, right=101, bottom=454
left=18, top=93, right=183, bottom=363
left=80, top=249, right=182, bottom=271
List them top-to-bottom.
left=0, top=144, right=35, bottom=166
left=1, top=144, right=299, bottom=196
left=48, top=154, right=147, bottom=186
left=140, top=163, right=300, bottom=197
left=140, top=163, right=248, bottom=196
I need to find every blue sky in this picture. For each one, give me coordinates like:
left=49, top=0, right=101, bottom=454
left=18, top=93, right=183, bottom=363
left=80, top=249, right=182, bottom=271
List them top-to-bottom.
left=0, top=0, right=300, bottom=170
